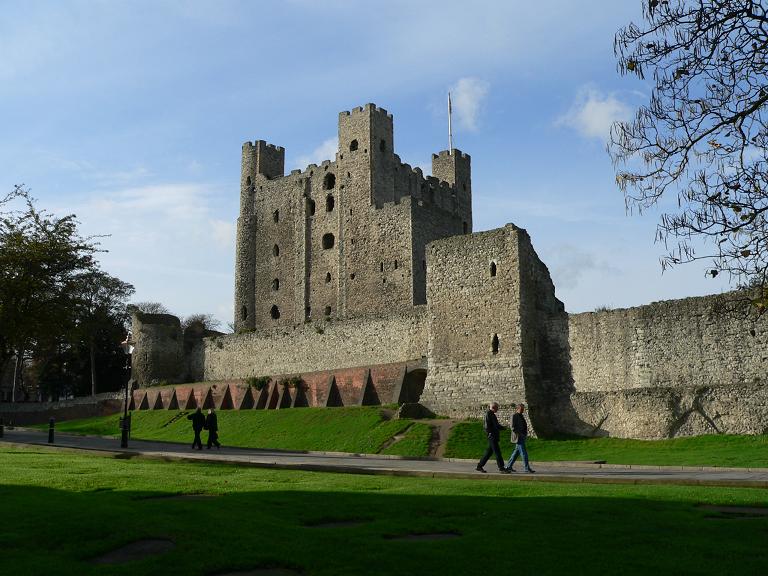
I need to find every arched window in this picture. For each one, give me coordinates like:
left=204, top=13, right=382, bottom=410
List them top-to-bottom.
left=349, top=139, right=359, bottom=151
left=323, top=173, right=336, bottom=190
left=246, top=176, right=252, bottom=186
left=326, top=194, right=335, bottom=212
left=307, top=198, right=316, bottom=216
left=273, top=209, right=279, bottom=223
left=322, top=233, right=335, bottom=249
left=273, top=244, right=279, bottom=257
left=394, top=260, right=398, bottom=269
left=490, top=262, right=497, bottom=277
left=325, top=272, right=331, bottom=283
left=272, top=278, right=280, bottom=291
left=241, top=305, right=248, bottom=320
left=270, top=305, right=280, bottom=320
left=324, top=306, right=332, bottom=316
left=492, top=334, right=499, bottom=355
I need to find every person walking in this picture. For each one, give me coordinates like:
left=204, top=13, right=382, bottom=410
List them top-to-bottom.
left=476, top=402, right=509, bottom=473
left=506, top=403, right=535, bottom=473
left=187, top=407, right=205, bottom=450
left=205, top=408, right=221, bottom=449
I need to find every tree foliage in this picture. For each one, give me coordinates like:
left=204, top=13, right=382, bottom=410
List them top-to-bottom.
left=610, top=0, right=768, bottom=309
left=0, top=185, right=134, bottom=399
left=129, top=301, right=170, bottom=315
left=181, top=313, right=221, bottom=331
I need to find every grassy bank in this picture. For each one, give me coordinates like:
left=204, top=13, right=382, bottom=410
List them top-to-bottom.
left=46, top=407, right=432, bottom=456
left=445, top=421, right=768, bottom=468
left=1, top=445, right=766, bottom=575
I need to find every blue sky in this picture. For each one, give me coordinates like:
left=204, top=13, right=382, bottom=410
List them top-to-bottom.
left=0, top=0, right=731, bottom=325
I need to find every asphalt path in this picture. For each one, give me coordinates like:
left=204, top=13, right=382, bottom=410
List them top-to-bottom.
left=3, top=428, right=767, bottom=488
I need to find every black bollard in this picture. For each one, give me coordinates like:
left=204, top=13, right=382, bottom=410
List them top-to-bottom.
left=120, top=415, right=129, bottom=448
left=0, top=417, right=4, bottom=438
left=48, top=418, right=55, bottom=444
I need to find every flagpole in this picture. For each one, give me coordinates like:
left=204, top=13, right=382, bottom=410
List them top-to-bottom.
left=448, top=92, right=453, bottom=155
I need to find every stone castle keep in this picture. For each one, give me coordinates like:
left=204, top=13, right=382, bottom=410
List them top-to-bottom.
left=132, top=103, right=768, bottom=439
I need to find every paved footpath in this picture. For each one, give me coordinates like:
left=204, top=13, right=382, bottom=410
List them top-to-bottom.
left=3, top=428, right=768, bottom=488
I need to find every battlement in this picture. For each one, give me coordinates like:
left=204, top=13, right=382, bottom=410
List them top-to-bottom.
left=339, top=102, right=393, bottom=119
left=242, top=140, right=285, bottom=153
left=432, top=149, right=470, bottom=161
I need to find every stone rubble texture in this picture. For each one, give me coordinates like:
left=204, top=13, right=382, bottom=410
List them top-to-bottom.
left=131, top=103, right=768, bottom=439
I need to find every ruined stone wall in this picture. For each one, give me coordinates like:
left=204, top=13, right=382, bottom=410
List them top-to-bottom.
left=419, top=225, right=528, bottom=422
left=566, top=294, right=768, bottom=437
left=189, top=309, right=427, bottom=382
left=131, top=312, right=184, bottom=387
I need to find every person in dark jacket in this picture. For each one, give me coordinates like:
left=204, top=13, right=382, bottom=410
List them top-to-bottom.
left=476, top=402, right=509, bottom=473
left=506, top=403, right=535, bottom=473
left=187, top=407, right=205, bottom=450
left=205, top=408, right=221, bottom=449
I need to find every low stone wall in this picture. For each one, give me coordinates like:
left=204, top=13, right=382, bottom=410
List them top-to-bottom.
left=566, top=293, right=768, bottom=437
left=189, top=310, right=427, bottom=382
left=0, top=393, right=124, bottom=425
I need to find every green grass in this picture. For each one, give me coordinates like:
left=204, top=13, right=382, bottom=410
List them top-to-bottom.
left=48, top=407, right=414, bottom=454
left=445, top=421, right=768, bottom=468
left=380, top=423, right=433, bottom=457
left=1, top=444, right=766, bottom=575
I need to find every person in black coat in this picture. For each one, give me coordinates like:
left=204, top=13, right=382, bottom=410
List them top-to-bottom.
left=476, top=402, right=509, bottom=473
left=506, top=403, right=535, bottom=473
left=187, top=407, right=205, bottom=450
left=205, top=408, right=221, bottom=449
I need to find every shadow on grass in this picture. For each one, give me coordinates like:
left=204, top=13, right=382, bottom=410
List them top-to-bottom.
left=0, top=483, right=766, bottom=576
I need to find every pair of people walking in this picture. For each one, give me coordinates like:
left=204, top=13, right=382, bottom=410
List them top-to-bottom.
left=476, top=402, right=534, bottom=474
left=187, top=407, right=221, bottom=450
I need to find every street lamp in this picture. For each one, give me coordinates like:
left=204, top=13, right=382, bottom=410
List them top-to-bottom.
left=119, top=332, right=134, bottom=448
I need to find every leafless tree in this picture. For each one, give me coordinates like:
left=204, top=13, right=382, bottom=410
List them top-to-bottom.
left=610, top=0, right=768, bottom=310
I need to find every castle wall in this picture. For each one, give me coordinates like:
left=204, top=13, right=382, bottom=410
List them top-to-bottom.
left=236, top=104, right=473, bottom=329
left=419, top=225, right=527, bottom=423
left=565, top=294, right=768, bottom=438
left=189, top=309, right=427, bottom=382
left=131, top=312, right=184, bottom=386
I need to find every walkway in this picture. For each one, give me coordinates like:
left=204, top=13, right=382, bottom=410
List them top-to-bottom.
left=3, top=428, right=767, bottom=488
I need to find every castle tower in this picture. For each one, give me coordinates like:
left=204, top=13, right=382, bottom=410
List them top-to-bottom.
left=337, top=103, right=395, bottom=207
left=234, top=140, right=285, bottom=331
left=432, top=149, right=472, bottom=233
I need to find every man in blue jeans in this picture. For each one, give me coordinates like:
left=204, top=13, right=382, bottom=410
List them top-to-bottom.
left=476, top=402, right=510, bottom=473
left=506, top=403, right=535, bottom=473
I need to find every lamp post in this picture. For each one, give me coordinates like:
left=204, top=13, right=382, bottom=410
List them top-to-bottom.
left=119, top=332, right=134, bottom=448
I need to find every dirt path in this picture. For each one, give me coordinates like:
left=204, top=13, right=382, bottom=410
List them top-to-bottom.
left=427, top=419, right=457, bottom=458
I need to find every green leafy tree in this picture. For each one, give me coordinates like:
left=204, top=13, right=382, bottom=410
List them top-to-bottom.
left=610, top=0, right=768, bottom=309
left=0, top=185, right=134, bottom=400
left=71, top=270, right=134, bottom=396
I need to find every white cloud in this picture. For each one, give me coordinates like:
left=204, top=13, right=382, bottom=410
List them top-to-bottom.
left=450, top=77, right=490, bottom=132
left=556, top=85, right=633, bottom=140
left=293, top=137, right=338, bottom=170
left=60, top=182, right=237, bottom=325
left=210, top=219, right=236, bottom=248
left=544, top=244, right=620, bottom=291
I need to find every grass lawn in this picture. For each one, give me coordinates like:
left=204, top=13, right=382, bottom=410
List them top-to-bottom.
left=46, top=407, right=432, bottom=456
left=445, top=421, right=768, bottom=468
left=1, top=445, right=766, bottom=575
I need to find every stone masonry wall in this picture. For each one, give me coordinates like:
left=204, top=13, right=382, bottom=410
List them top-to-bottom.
left=420, top=225, right=527, bottom=423
left=566, top=294, right=768, bottom=437
left=189, top=309, right=427, bottom=382
left=131, top=312, right=184, bottom=387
